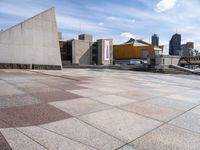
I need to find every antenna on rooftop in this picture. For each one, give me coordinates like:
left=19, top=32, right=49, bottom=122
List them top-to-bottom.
left=175, top=7, right=178, bottom=34
left=79, top=23, right=82, bottom=34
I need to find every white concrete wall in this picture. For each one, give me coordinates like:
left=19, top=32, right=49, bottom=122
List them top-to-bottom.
left=0, top=7, right=62, bottom=67
left=97, top=39, right=113, bottom=65
left=72, top=40, right=91, bottom=65
left=155, top=55, right=180, bottom=66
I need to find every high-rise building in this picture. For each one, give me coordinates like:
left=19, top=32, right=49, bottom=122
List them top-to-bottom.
left=169, top=33, right=181, bottom=55
left=151, top=34, right=159, bottom=46
left=181, top=42, right=197, bottom=57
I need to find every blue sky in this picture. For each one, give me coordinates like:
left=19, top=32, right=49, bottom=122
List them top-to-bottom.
left=0, top=0, right=200, bottom=53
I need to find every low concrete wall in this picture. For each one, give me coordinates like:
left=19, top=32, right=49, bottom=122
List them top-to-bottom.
left=156, top=55, right=180, bottom=66
left=0, top=63, right=31, bottom=69
left=0, top=63, right=61, bottom=70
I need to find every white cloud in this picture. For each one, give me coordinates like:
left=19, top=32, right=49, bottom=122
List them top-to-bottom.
left=1, top=0, right=200, bottom=50
left=155, top=0, right=177, bottom=12
left=0, top=2, right=45, bottom=18
left=57, top=15, right=109, bottom=33
left=107, top=16, right=118, bottom=21
left=130, top=19, right=136, bottom=24
left=98, top=22, right=104, bottom=26
left=120, top=32, right=135, bottom=41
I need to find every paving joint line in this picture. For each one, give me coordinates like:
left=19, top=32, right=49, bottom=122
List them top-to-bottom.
left=1, top=69, right=200, bottom=149
left=29, top=70, right=81, bottom=81
left=80, top=96, right=166, bottom=123
left=123, top=98, right=200, bottom=148
left=143, top=98, right=199, bottom=112
left=0, top=109, right=99, bottom=150
left=74, top=116, right=127, bottom=144
left=0, top=119, right=49, bottom=150
left=168, top=123, right=200, bottom=135
left=38, top=125, right=99, bottom=150
left=14, top=128, right=49, bottom=150
left=0, top=131, right=12, bottom=150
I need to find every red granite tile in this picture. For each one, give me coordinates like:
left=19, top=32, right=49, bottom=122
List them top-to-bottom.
left=42, top=80, right=80, bottom=86
left=18, top=86, right=59, bottom=94
left=31, top=90, right=82, bottom=102
left=0, top=104, right=72, bottom=127
left=0, top=112, right=27, bottom=128
left=0, top=120, right=10, bottom=129
left=0, top=132, right=12, bottom=150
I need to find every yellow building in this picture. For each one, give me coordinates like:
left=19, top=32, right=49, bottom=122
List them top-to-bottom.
left=113, top=39, right=164, bottom=60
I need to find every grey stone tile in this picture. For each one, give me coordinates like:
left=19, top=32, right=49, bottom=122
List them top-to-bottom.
left=1, top=68, right=200, bottom=150
left=15, top=82, right=48, bottom=88
left=0, top=86, right=25, bottom=96
left=94, top=87, right=125, bottom=93
left=68, top=89, right=108, bottom=97
left=177, top=90, right=200, bottom=99
left=116, top=91, right=156, bottom=101
left=0, top=94, right=41, bottom=109
left=166, top=94, right=200, bottom=104
left=90, top=95, right=137, bottom=106
left=146, top=97, right=197, bottom=111
left=49, top=98, right=111, bottom=116
left=121, top=102, right=182, bottom=122
left=190, top=105, right=200, bottom=115
left=170, top=107, right=200, bottom=133
left=79, top=108, right=161, bottom=143
left=41, top=118, right=125, bottom=150
left=131, top=124, right=200, bottom=150
left=18, top=126, right=95, bottom=150
left=0, top=128, right=46, bottom=150
left=0, top=132, right=12, bottom=150
left=118, top=144, right=136, bottom=150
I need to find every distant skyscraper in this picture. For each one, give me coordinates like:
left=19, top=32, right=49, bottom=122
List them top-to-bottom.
left=169, top=33, right=181, bottom=55
left=151, top=34, right=159, bottom=46
left=181, top=42, right=196, bottom=57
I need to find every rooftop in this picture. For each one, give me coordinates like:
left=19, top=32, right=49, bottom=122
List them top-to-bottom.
left=116, top=38, right=158, bottom=47
left=0, top=69, right=200, bottom=149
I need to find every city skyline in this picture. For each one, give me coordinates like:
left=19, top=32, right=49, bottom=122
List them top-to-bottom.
left=0, top=0, right=200, bottom=54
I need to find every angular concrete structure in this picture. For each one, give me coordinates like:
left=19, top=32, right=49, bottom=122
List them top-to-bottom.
left=0, top=7, right=62, bottom=69
left=61, top=35, right=113, bottom=66
left=97, top=39, right=113, bottom=65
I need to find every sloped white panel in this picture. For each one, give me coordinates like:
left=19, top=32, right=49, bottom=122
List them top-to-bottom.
left=0, top=7, right=62, bottom=67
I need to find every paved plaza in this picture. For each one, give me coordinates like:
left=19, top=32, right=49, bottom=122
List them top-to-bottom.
left=0, top=69, right=200, bottom=150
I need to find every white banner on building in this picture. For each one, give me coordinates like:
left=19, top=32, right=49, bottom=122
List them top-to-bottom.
left=104, top=40, right=110, bottom=60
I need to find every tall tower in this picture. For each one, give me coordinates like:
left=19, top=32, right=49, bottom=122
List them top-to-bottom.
left=169, top=33, right=181, bottom=55
left=151, top=34, right=159, bottom=46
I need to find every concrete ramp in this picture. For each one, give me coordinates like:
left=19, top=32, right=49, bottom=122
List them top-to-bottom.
left=0, top=7, right=62, bottom=69
left=169, top=65, right=200, bottom=75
